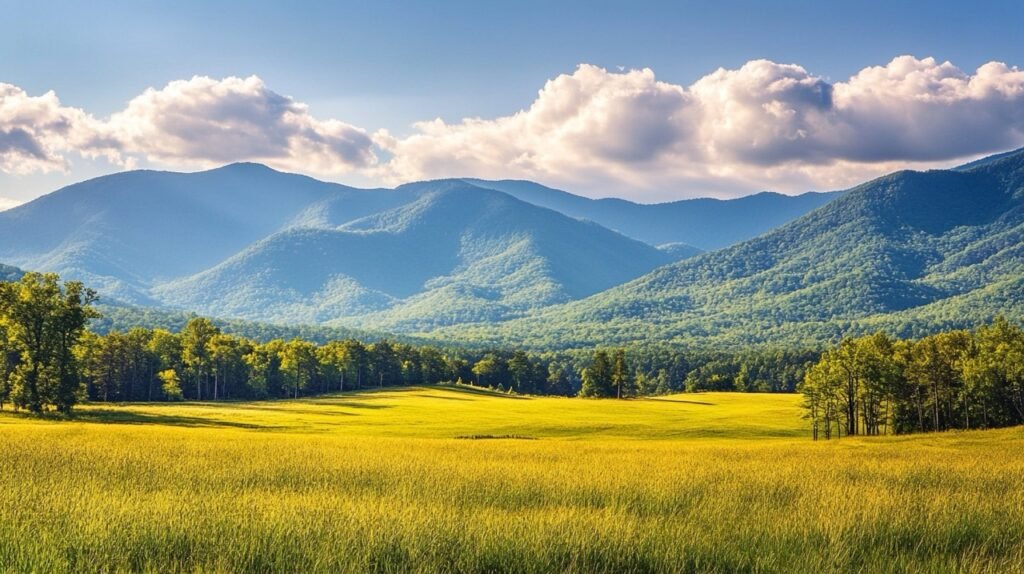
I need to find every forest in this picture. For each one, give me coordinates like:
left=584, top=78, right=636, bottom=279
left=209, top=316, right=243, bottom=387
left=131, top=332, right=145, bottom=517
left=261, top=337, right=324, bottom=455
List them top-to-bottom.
left=9, top=271, right=1023, bottom=437
left=1, top=273, right=818, bottom=414
left=801, top=321, right=1024, bottom=438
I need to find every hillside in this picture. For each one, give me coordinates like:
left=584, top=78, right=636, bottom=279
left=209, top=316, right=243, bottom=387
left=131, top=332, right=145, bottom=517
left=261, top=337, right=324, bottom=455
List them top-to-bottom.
left=440, top=149, right=1024, bottom=348
left=0, top=164, right=405, bottom=303
left=2, top=165, right=836, bottom=329
left=465, top=178, right=841, bottom=250
left=153, top=182, right=675, bottom=328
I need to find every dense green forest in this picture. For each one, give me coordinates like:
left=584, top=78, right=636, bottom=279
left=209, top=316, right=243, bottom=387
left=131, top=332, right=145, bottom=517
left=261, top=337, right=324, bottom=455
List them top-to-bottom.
left=436, top=150, right=1024, bottom=348
left=1, top=273, right=816, bottom=413
left=5, top=273, right=1024, bottom=441
left=801, top=319, right=1024, bottom=438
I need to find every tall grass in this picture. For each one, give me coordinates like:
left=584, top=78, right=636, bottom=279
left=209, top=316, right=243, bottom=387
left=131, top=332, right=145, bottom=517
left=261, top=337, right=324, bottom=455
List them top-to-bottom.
left=1, top=387, right=1021, bottom=572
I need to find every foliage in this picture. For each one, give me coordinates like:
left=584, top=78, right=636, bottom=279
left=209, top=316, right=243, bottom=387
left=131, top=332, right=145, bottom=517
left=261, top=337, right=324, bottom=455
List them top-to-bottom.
left=436, top=149, right=1024, bottom=349
left=0, top=272, right=98, bottom=413
left=801, top=318, right=1024, bottom=438
left=157, top=369, right=183, bottom=401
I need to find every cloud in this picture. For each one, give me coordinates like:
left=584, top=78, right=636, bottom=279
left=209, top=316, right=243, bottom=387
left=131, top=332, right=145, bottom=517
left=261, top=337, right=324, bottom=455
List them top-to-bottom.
left=377, top=56, right=1024, bottom=198
left=2, top=57, right=1024, bottom=199
left=375, top=65, right=699, bottom=193
left=0, top=76, right=375, bottom=177
left=108, top=76, right=377, bottom=173
left=0, top=83, right=117, bottom=174
left=0, top=196, right=23, bottom=211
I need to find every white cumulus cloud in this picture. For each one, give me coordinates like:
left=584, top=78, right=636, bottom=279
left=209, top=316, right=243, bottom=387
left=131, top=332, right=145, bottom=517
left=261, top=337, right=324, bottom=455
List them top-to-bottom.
left=377, top=56, right=1024, bottom=198
left=2, top=57, right=1024, bottom=200
left=108, top=75, right=377, bottom=173
left=0, top=83, right=118, bottom=174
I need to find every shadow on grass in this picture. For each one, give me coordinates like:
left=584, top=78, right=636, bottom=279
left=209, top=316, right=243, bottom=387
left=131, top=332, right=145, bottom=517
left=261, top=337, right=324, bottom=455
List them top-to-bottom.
left=653, top=398, right=716, bottom=406
left=6, top=409, right=277, bottom=430
left=74, top=409, right=276, bottom=427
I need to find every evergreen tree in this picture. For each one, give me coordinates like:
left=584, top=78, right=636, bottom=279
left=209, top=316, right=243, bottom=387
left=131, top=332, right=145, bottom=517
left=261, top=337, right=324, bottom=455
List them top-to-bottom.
left=580, top=350, right=614, bottom=398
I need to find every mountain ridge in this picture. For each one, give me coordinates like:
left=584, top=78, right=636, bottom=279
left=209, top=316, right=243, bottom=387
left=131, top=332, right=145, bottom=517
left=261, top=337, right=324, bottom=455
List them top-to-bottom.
left=432, top=148, right=1024, bottom=348
left=0, top=163, right=837, bottom=330
left=461, top=178, right=842, bottom=250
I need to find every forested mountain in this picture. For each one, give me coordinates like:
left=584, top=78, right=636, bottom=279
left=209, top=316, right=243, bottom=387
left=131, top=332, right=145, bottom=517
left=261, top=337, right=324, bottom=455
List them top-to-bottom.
left=441, top=149, right=1024, bottom=348
left=5, top=150, right=1021, bottom=344
left=0, top=164, right=404, bottom=303
left=5, top=164, right=829, bottom=328
left=464, top=178, right=841, bottom=250
left=153, top=181, right=674, bottom=328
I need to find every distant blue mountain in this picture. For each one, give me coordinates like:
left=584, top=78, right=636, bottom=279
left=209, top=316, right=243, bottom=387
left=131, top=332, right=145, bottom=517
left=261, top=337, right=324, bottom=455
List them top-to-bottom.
left=445, top=148, right=1024, bottom=347
left=0, top=163, right=846, bottom=330
left=0, top=164, right=403, bottom=303
left=463, top=179, right=841, bottom=250
left=153, top=181, right=675, bottom=329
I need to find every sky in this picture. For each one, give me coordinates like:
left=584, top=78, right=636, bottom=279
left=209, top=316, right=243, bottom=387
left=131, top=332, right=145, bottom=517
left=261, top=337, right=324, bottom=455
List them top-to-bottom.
left=2, top=0, right=1024, bottom=207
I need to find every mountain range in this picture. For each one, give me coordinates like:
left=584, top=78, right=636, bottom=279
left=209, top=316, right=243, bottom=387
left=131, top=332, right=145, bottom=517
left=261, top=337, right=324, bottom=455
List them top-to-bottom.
left=2, top=147, right=1022, bottom=349
left=442, top=148, right=1024, bottom=348
left=0, top=164, right=837, bottom=334
left=462, top=179, right=840, bottom=250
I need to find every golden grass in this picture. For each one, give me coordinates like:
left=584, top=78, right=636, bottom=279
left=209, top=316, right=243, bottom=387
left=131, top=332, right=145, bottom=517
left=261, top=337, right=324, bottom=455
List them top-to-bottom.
left=1, top=386, right=1022, bottom=573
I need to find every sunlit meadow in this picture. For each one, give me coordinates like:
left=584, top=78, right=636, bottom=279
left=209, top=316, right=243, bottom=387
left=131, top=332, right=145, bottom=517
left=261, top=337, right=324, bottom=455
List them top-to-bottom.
left=1, top=387, right=1022, bottom=573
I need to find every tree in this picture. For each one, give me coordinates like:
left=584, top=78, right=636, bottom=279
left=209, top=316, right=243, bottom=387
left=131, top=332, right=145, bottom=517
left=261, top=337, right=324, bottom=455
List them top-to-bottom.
left=0, top=273, right=97, bottom=413
left=0, top=317, right=13, bottom=410
left=181, top=318, right=219, bottom=400
left=802, top=321, right=1024, bottom=439
left=148, top=329, right=182, bottom=401
left=83, top=331, right=127, bottom=402
left=208, top=333, right=244, bottom=400
left=279, top=339, right=317, bottom=398
left=243, top=340, right=286, bottom=398
left=369, top=340, right=401, bottom=388
left=318, top=341, right=351, bottom=392
left=418, top=346, right=448, bottom=385
left=611, top=349, right=632, bottom=399
left=580, top=350, right=614, bottom=398
left=507, top=351, right=535, bottom=394
left=472, top=354, right=507, bottom=389
left=800, top=357, right=845, bottom=440
left=158, top=369, right=184, bottom=401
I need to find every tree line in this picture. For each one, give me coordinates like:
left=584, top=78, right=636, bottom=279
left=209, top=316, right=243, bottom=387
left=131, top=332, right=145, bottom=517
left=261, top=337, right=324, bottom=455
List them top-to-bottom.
left=1, top=273, right=825, bottom=414
left=0, top=274, right=596, bottom=412
left=800, top=319, right=1024, bottom=439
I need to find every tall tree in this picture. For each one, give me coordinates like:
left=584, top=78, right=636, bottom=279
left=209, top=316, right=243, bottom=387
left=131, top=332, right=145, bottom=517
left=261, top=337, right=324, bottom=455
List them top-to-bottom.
left=0, top=273, right=97, bottom=413
left=181, top=318, right=219, bottom=400
left=279, top=339, right=317, bottom=398
left=370, top=340, right=401, bottom=388
left=611, top=349, right=631, bottom=399
left=580, top=350, right=614, bottom=398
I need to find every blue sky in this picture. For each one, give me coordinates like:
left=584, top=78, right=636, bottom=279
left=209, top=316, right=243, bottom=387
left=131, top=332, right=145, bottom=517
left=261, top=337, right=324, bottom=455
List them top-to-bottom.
left=2, top=0, right=1024, bottom=205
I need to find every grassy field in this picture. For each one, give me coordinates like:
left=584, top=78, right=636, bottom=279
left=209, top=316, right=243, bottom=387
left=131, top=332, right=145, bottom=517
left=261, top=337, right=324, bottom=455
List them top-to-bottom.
left=1, top=386, right=1022, bottom=573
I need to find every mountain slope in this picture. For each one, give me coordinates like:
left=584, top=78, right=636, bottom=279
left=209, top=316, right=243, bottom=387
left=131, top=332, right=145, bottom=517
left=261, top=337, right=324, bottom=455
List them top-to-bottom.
left=440, top=150, right=1024, bottom=348
left=0, top=164, right=406, bottom=302
left=464, top=178, right=841, bottom=250
left=154, top=182, right=677, bottom=328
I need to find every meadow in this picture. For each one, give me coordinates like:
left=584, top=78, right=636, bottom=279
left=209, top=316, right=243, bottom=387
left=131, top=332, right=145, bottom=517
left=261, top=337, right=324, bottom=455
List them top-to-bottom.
left=1, top=386, right=1022, bottom=573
